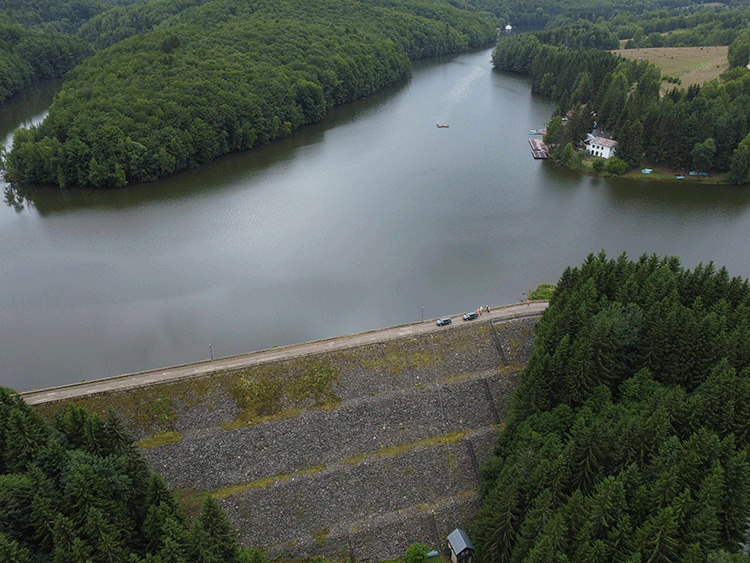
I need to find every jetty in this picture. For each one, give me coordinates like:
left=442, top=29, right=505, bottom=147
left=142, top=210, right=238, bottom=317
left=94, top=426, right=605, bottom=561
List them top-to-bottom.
left=529, top=138, right=549, bottom=159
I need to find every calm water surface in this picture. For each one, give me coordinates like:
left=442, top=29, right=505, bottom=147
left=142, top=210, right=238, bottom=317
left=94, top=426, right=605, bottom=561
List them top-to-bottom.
left=3, top=49, right=750, bottom=392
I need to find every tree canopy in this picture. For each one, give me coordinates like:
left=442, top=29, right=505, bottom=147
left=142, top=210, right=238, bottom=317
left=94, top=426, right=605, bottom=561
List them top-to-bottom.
left=2, top=0, right=496, bottom=189
left=491, top=14, right=750, bottom=180
left=472, top=252, right=750, bottom=563
left=0, top=387, right=261, bottom=563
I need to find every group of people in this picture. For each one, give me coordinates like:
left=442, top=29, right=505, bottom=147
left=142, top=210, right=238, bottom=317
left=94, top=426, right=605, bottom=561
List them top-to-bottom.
left=476, top=305, right=491, bottom=316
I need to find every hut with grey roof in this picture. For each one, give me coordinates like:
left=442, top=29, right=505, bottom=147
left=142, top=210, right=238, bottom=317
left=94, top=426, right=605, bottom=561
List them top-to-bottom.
left=446, top=529, right=474, bottom=563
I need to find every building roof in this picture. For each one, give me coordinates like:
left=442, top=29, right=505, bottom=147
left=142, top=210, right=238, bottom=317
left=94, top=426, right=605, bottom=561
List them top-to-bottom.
left=591, top=136, right=617, bottom=148
left=447, top=529, right=474, bottom=555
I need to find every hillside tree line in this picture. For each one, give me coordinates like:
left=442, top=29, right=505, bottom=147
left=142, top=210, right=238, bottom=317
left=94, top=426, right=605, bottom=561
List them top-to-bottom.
left=2, top=0, right=496, bottom=189
left=491, top=15, right=750, bottom=182
left=473, top=252, right=750, bottom=563
left=0, top=387, right=261, bottom=562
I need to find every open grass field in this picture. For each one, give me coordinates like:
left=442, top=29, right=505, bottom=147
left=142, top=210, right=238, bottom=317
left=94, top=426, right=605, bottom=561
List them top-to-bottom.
left=610, top=45, right=729, bottom=91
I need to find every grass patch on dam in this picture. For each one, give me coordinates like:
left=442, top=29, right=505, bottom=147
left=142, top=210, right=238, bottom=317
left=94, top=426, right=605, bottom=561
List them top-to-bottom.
left=33, top=358, right=342, bottom=435
left=223, top=360, right=340, bottom=429
left=190, top=429, right=482, bottom=504
left=137, top=430, right=183, bottom=448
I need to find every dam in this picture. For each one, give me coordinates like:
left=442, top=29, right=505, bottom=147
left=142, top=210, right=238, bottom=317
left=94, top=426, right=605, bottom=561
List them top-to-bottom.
left=25, top=303, right=546, bottom=561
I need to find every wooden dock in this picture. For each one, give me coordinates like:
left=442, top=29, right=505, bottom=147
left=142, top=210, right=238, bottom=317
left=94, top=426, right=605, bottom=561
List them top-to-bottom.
left=528, top=138, right=549, bottom=159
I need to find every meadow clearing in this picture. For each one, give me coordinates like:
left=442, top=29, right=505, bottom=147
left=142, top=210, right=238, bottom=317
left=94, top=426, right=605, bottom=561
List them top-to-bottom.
left=611, top=45, right=729, bottom=91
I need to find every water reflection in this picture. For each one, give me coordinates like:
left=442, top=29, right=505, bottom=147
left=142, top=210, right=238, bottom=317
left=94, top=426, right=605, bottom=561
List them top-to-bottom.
left=2, top=49, right=750, bottom=392
left=2, top=73, right=410, bottom=216
left=0, top=79, right=62, bottom=145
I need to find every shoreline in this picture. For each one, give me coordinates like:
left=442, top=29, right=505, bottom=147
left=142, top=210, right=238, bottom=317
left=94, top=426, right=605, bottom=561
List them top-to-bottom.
left=552, top=156, right=730, bottom=185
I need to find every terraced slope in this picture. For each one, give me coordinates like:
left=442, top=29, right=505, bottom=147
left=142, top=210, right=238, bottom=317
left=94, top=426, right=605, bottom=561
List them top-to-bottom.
left=87, top=315, right=539, bottom=560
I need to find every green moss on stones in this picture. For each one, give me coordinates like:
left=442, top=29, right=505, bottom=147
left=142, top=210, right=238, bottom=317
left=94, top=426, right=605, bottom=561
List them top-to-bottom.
left=225, top=360, right=340, bottom=428
left=137, top=431, right=183, bottom=448
left=312, top=529, right=330, bottom=545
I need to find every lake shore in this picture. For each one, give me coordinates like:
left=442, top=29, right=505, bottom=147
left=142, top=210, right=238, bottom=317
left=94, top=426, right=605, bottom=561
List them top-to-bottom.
left=556, top=155, right=731, bottom=185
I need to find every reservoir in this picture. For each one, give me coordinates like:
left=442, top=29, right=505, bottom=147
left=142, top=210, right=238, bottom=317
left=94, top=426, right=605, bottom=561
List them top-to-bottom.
left=2, top=48, right=750, bottom=392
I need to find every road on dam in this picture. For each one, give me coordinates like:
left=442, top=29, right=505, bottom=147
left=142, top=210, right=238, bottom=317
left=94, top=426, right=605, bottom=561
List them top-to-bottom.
left=21, top=301, right=548, bottom=406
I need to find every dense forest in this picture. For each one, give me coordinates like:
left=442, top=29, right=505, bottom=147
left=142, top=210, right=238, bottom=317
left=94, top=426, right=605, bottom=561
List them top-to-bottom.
left=0, top=0, right=146, bottom=104
left=1, top=0, right=496, bottom=189
left=3, top=0, right=746, bottom=189
left=462, top=0, right=742, bottom=31
left=490, top=8, right=750, bottom=182
left=0, top=16, right=94, bottom=103
left=472, top=252, right=750, bottom=563
left=0, top=387, right=261, bottom=562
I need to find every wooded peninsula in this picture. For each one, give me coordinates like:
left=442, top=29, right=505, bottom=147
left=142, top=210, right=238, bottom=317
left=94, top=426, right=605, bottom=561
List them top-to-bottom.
left=1, top=0, right=496, bottom=188
left=6, top=0, right=750, bottom=186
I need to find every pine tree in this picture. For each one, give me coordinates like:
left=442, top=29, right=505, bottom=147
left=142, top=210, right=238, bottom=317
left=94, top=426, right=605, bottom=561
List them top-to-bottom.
left=615, top=119, right=643, bottom=168
left=728, top=132, right=750, bottom=185
left=3, top=407, right=49, bottom=474
left=63, top=463, right=113, bottom=529
left=0, top=473, right=35, bottom=547
left=190, top=497, right=240, bottom=563
left=635, top=506, right=680, bottom=563
left=156, top=516, right=190, bottom=563
left=0, top=532, right=33, bottom=563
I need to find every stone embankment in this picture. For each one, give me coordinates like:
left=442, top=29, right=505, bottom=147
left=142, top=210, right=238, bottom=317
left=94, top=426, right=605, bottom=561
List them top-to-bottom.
left=31, top=311, right=542, bottom=561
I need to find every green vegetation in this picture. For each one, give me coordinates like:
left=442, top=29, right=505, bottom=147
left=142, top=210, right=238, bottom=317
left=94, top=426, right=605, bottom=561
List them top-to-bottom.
left=0, top=0, right=146, bottom=103
left=3, top=0, right=495, bottom=189
left=463, top=0, right=724, bottom=30
left=0, top=16, right=93, bottom=103
left=493, top=17, right=750, bottom=182
left=473, top=252, right=750, bottom=563
left=529, top=284, right=555, bottom=300
left=33, top=358, right=342, bottom=435
left=226, top=360, right=340, bottom=428
left=34, top=375, right=223, bottom=434
left=0, top=389, right=256, bottom=562
left=137, top=430, right=183, bottom=448
left=405, top=543, right=430, bottom=563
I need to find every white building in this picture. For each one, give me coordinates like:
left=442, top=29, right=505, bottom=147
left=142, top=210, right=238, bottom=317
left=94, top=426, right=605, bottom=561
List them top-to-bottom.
left=588, top=136, right=618, bottom=159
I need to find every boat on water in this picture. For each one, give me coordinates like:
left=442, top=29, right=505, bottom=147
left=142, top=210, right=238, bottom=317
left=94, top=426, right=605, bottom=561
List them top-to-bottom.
left=436, top=123, right=449, bottom=128
left=529, top=128, right=547, bottom=135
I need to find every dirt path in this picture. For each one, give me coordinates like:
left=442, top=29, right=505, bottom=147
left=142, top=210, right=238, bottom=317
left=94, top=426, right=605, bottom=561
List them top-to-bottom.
left=21, top=302, right=547, bottom=405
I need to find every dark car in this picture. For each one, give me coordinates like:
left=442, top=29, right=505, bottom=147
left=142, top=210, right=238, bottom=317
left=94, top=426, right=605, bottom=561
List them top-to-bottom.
left=463, top=311, right=478, bottom=321
left=436, top=317, right=452, bottom=326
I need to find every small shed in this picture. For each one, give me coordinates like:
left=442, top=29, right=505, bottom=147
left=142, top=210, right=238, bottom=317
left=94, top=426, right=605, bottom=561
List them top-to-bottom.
left=446, top=529, right=475, bottom=563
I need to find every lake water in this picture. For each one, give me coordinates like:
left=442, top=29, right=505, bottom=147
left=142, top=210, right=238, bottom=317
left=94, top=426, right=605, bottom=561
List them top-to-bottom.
left=3, top=48, right=750, bottom=392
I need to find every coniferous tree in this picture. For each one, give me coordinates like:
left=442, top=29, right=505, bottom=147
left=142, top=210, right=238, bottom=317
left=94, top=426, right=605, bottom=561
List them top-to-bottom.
left=474, top=253, right=750, bottom=563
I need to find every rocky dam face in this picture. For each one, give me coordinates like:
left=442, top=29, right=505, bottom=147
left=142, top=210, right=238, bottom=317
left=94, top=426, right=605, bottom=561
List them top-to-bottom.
left=32, top=314, right=540, bottom=561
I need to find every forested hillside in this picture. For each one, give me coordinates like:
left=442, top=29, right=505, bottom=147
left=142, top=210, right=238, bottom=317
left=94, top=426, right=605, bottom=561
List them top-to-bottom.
left=0, top=0, right=147, bottom=104
left=2, top=0, right=495, bottom=189
left=461, top=0, right=725, bottom=30
left=491, top=10, right=750, bottom=181
left=0, top=16, right=94, bottom=103
left=473, top=253, right=750, bottom=563
left=0, top=387, right=257, bottom=562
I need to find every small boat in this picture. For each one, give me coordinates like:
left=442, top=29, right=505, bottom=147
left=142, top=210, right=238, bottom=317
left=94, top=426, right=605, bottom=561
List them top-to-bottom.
left=437, top=123, right=449, bottom=128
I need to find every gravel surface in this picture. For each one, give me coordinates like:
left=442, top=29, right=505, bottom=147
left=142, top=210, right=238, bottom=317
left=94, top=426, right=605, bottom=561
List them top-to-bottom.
left=133, top=316, right=538, bottom=560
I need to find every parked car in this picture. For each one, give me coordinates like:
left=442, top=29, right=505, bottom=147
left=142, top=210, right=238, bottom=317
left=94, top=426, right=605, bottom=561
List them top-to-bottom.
left=463, top=311, right=478, bottom=321
left=436, top=317, right=452, bottom=326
